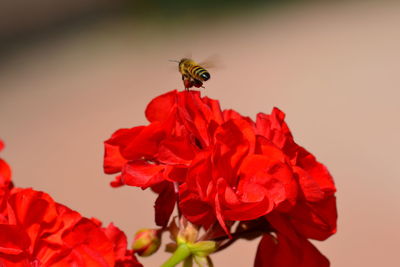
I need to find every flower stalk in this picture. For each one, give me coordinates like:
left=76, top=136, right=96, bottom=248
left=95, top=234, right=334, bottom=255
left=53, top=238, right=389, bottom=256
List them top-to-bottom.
left=161, top=243, right=191, bottom=267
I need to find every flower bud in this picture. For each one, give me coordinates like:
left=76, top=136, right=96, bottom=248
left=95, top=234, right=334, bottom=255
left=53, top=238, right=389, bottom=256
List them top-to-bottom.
left=132, top=228, right=161, bottom=257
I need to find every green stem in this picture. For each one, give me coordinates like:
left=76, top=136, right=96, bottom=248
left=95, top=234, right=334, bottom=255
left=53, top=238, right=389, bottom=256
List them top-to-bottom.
left=161, top=244, right=191, bottom=267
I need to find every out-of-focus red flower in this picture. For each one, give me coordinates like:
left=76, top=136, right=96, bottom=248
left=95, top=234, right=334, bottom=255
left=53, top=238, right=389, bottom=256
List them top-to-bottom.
left=0, top=140, right=142, bottom=267
left=0, top=140, right=12, bottom=224
left=0, top=141, right=11, bottom=186
left=0, top=188, right=142, bottom=267
left=103, top=223, right=140, bottom=267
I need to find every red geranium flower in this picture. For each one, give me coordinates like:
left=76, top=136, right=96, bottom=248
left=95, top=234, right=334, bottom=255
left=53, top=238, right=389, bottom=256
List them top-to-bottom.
left=103, top=90, right=337, bottom=266
left=104, top=91, right=336, bottom=234
left=0, top=140, right=142, bottom=267
left=0, top=188, right=142, bottom=267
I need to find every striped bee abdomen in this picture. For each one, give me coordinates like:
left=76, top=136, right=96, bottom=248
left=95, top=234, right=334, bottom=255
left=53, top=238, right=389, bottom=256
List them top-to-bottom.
left=188, top=65, right=211, bottom=81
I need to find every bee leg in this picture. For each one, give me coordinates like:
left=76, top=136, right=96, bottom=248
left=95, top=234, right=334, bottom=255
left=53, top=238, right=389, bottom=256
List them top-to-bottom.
left=182, top=75, right=191, bottom=91
left=183, top=78, right=193, bottom=91
left=193, top=79, right=203, bottom=88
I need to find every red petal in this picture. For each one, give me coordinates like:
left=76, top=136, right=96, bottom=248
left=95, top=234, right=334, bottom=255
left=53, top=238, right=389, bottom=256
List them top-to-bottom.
left=145, top=90, right=178, bottom=122
left=177, top=90, right=225, bottom=147
left=202, top=97, right=224, bottom=125
left=255, top=108, right=292, bottom=149
left=223, top=109, right=244, bottom=121
left=217, top=119, right=255, bottom=153
left=121, top=122, right=166, bottom=159
left=106, top=125, right=167, bottom=162
left=106, top=127, right=145, bottom=148
left=157, top=137, right=196, bottom=165
left=104, top=143, right=127, bottom=174
left=295, top=148, right=336, bottom=195
left=184, top=151, right=213, bottom=199
left=239, top=154, right=296, bottom=207
left=0, top=158, right=12, bottom=217
left=0, top=159, right=11, bottom=186
left=121, top=160, right=165, bottom=188
left=163, top=166, right=188, bottom=183
left=294, top=166, right=325, bottom=202
left=110, top=175, right=125, bottom=188
left=212, top=178, right=264, bottom=235
left=218, top=178, right=273, bottom=222
left=153, top=181, right=176, bottom=227
left=179, top=184, right=216, bottom=229
left=214, top=184, right=230, bottom=236
left=7, top=189, right=60, bottom=249
left=289, top=196, right=337, bottom=240
left=43, top=204, right=82, bottom=246
left=257, top=213, right=330, bottom=267
left=61, top=218, right=114, bottom=266
left=103, top=223, right=128, bottom=260
left=0, top=224, right=30, bottom=255
left=254, top=232, right=330, bottom=267
left=254, top=234, right=277, bottom=267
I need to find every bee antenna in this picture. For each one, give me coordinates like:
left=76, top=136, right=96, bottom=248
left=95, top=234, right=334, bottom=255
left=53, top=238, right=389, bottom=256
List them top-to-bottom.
left=168, top=59, right=180, bottom=63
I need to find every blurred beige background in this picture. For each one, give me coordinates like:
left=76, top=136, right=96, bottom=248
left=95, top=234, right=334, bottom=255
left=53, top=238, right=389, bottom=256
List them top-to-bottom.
left=1, top=0, right=400, bottom=266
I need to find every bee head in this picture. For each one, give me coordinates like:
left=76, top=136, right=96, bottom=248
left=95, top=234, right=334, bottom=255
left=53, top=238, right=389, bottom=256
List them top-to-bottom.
left=169, top=59, right=188, bottom=71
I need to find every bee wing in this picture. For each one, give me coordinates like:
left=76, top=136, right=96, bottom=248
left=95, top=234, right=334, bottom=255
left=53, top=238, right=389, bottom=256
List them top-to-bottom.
left=184, top=52, right=193, bottom=59
left=199, top=54, right=221, bottom=69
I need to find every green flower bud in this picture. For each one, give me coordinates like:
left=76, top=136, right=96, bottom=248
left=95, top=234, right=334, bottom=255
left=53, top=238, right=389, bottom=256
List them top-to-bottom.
left=132, top=228, right=161, bottom=257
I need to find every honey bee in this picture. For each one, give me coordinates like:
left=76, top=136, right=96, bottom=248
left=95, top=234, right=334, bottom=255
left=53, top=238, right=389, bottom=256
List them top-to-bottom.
left=170, top=58, right=211, bottom=90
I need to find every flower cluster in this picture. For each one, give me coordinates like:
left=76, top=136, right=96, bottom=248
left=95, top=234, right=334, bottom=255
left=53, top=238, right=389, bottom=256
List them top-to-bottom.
left=104, top=90, right=337, bottom=266
left=0, top=141, right=142, bottom=267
